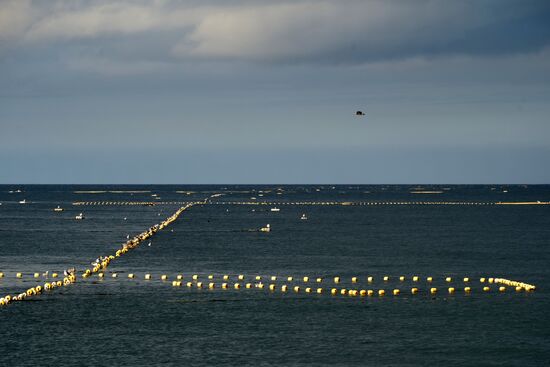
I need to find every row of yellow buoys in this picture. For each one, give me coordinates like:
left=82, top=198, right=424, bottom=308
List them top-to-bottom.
left=72, top=200, right=548, bottom=207
left=72, top=201, right=194, bottom=206
left=211, top=201, right=498, bottom=206
left=0, top=203, right=195, bottom=308
left=85, top=271, right=535, bottom=297
left=81, top=272, right=535, bottom=287
left=0, top=274, right=77, bottom=307
left=166, top=281, right=523, bottom=296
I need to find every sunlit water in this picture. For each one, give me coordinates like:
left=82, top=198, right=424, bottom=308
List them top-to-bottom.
left=1, top=185, right=549, bottom=366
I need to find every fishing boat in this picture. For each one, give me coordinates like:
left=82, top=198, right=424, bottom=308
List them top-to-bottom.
left=18, top=199, right=27, bottom=204
left=54, top=206, right=64, bottom=212
left=270, top=207, right=280, bottom=212
left=75, top=213, right=85, bottom=220
left=300, top=213, right=308, bottom=220
left=260, top=224, right=271, bottom=232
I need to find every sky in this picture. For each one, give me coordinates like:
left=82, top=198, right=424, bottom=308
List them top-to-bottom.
left=1, top=0, right=550, bottom=184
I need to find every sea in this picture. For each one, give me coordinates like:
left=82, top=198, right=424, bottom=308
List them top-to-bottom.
left=1, top=185, right=549, bottom=366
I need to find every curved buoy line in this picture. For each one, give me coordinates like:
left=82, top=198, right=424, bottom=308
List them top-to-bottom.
left=0, top=203, right=195, bottom=308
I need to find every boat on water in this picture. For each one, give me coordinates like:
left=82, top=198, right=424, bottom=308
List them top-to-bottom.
left=18, top=199, right=27, bottom=204
left=54, top=206, right=64, bottom=212
left=270, top=207, right=280, bottom=212
left=75, top=213, right=85, bottom=220
left=300, top=214, right=308, bottom=220
left=260, top=224, right=271, bottom=232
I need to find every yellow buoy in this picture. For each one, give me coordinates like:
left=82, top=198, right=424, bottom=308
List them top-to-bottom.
left=0, top=272, right=3, bottom=278
left=16, top=273, right=22, bottom=278
left=34, top=273, right=40, bottom=278
left=98, top=273, right=104, bottom=278
left=112, top=273, right=118, bottom=278
left=128, top=273, right=135, bottom=279
left=145, top=274, right=151, bottom=280
left=177, top=274, right=183, bottom=280
left=192, top=274, right=199, bottom=280
left=208, top=274, right=214, bottom=279
left=161, top=275, right=168, bottom=280
left=223, top=275, right=229, bottom=280
left=238, top=275, right=244, bottom=280
left=255, top=275, right=262, bottom=280
left=270, top=276, right=277, bottom=281
left=287, top=276, right=293, bottom=281
left=303, top=276, right=309, bottom=282
left=367, top=276, right=373, bottom=282
left=383, top=276, right=389, bottom=281
left=399, top=276, right=405, bottom=282
left=412, top=276, right=419, bottom=282
left=316, top=277, right=322, bottom=283
left=334, top=277, right=340, bottom=284
left=351, top=277, right=357, bottom=283
left=427, top=277, right=433, bottom=282
left=445, top=277, right=452, bottom=282
left=463, top=277, right=469, bottom=282
left=480, top=277, right=486, bottom=283
left=488, top=278, right=494, bottom=283
left=171, top=280, right=179, bottom=287
left=186, top=282, right=193, bottom=287
left=196, top=282, right=203, bottom=288
left=209, top=282, right=215, bottom=289
left=222, top=283, right=228, bottom=289
left=245, top=283, right=252, bottom=289
left=257, top=283, right=265, bottom=289
left=269, top=284, right=276, bottom=291
left=281, top=285, right=288, bottom=292
left=294, top=286, right=300, bottom=292
left=483, top=286, right=490, bottom=292
left=499, top=286, right=506, bottom=292
left=515, top=286, right=522, bottom=292
left=305, top=287, right=312, bottom=293
left=411, top=287, right=418, bottom=294
left=430, top=287, right=437, bottom=294
left=448, top=287, right=455, bottom=294
left=464, top=287, right=471, bottom=293
left=317, top=288, right=323, bottom=294
left=331, top=288, right=337, bottom=295
left=340, top=289, right=347, bottom=295
left=378, top=289, right=385, bottom=296
left=393, top=289, right=400, bottom=295
left=360, top=290, right=367, bottom=296
left=367, top=290, right=374, bottom=296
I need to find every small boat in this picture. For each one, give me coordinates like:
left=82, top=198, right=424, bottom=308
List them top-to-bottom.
left=18, top=199, right=27, bottom=204
left=53, top=206, right=64, bottom=212
left=270, top=207, right=280, bottom=212
left=75, top=213, right=85, bottom=220
left=300, top=214, right=308, bottom=220
left=260, top=224, right=271, bottom=232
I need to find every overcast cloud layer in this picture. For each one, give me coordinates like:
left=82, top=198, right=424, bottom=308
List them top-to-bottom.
left=1, top=0, right=550, bottom=183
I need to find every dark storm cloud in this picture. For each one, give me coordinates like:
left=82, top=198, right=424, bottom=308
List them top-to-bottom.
left=1, top=0, right=549, bottom=68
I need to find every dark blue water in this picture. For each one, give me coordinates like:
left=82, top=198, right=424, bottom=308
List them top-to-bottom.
left=1, top=185, right=549, bottom=366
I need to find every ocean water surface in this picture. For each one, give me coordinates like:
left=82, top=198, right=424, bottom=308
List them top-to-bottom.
left=1, top=185, right=549, bottom=366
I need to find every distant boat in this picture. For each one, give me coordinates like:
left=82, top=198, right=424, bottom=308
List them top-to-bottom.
left=18, top=199, right=27, bottom=204
left=53, top=206, right=63, bottom=212
left=270, top=207, right=280, bottom=212
left=75, top=213, right=85, bottom=220
left=300, top=214, right=308, bottom=220
left=260, top=224, right=271, bottom=232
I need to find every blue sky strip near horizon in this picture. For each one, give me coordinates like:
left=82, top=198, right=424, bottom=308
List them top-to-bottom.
left=1, top=0, right=550, bottom=184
